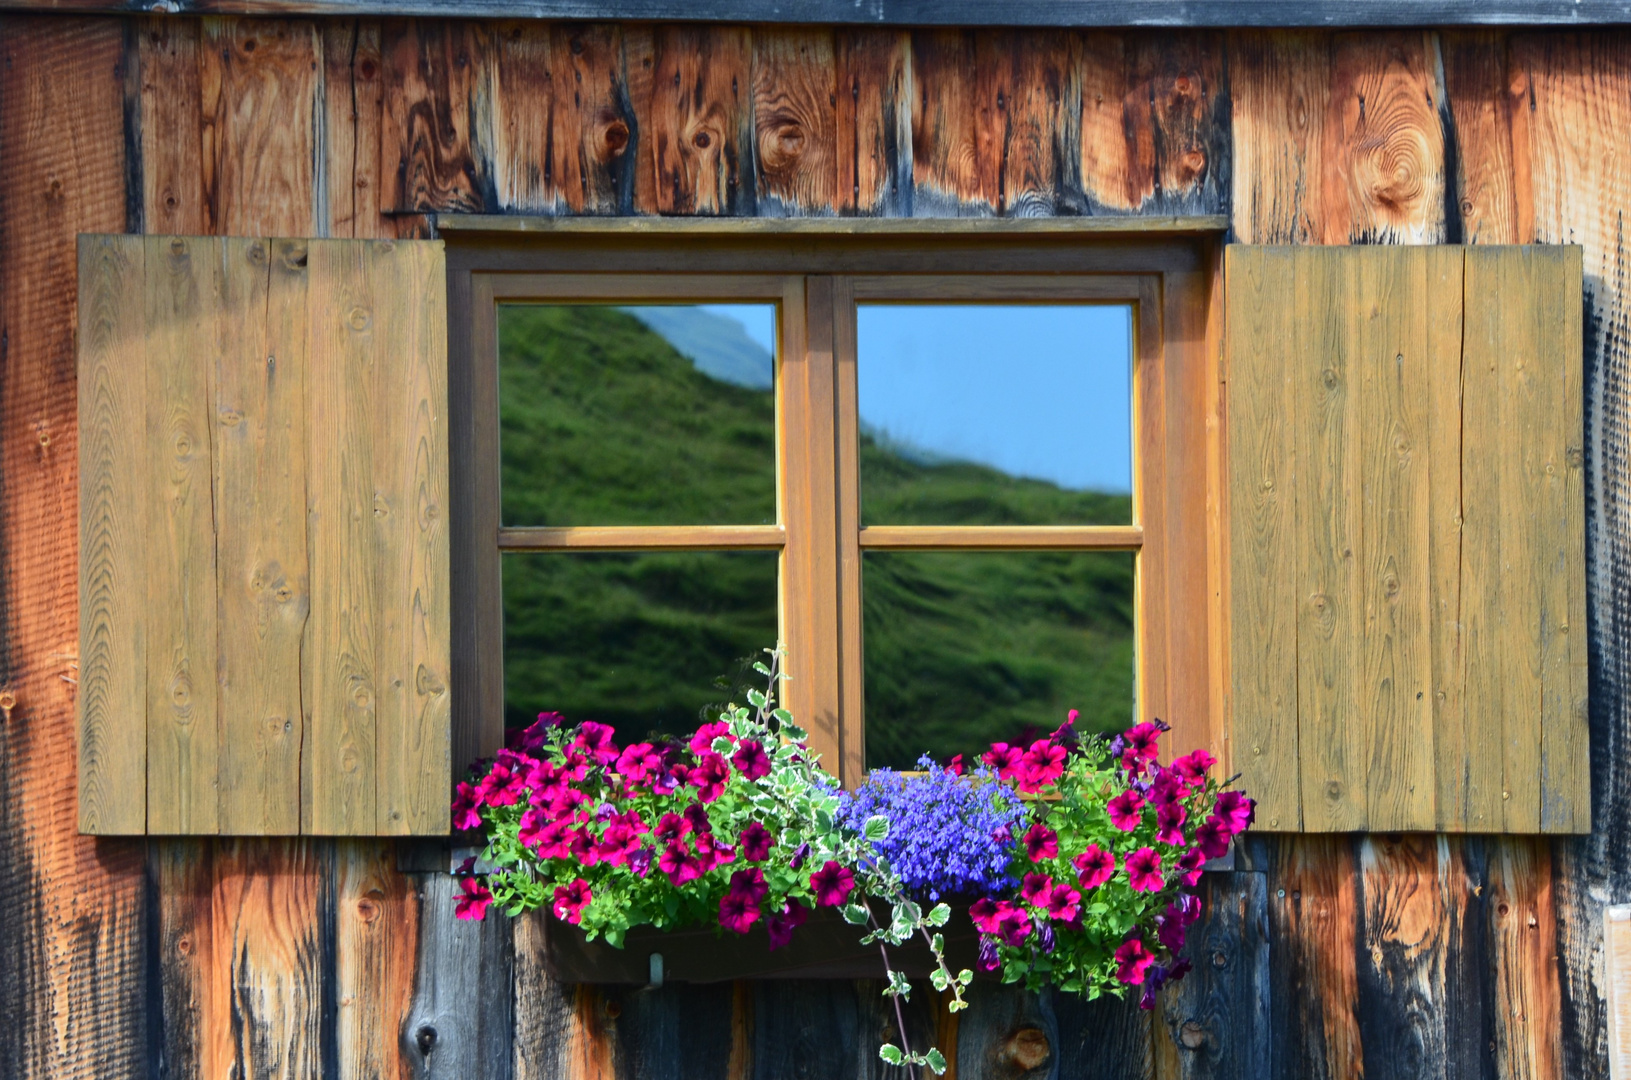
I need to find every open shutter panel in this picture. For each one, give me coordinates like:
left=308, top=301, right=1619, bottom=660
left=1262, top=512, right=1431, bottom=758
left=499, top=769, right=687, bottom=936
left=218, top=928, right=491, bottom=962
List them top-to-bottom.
left=77, top=235, right=450, bottom=836
left=1226, top=244, right=1587, bottom=834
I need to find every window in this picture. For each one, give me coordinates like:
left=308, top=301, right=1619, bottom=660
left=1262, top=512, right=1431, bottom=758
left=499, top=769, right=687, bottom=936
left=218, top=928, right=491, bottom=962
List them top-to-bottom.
left=447, top=223, right=1221, bottom=787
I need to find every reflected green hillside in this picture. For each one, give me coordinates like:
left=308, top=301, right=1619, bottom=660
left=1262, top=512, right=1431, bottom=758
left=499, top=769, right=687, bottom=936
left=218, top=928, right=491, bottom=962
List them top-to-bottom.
left=499, top=304, right=1135, bottom=767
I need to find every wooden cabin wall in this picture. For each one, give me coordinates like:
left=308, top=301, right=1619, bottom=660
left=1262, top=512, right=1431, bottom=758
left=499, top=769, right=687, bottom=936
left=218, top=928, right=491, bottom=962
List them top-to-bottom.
left=0, top=16, right=1625, bottom=1078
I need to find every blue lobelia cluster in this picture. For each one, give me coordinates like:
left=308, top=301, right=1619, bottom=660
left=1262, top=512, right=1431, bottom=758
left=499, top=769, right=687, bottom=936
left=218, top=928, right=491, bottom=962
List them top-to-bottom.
left=837, top=756, right=1027, bottom=902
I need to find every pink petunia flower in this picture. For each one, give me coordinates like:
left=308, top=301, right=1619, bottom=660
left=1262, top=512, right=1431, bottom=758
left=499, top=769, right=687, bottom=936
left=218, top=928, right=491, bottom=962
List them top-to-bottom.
left=1050, top=708, right=1080, bottom=742
left=573, top=721, right=621, bottom=766
left=689, top=721, right=732, bottom=755
left=1120, top=722, right=1163, bottom=775
left=731, top=740, right=773, bottom=780
left=1019, top=740, right=1067, bottom=792
left=615, top=742, right=663, bottom=788
left=981, top=743, right=1025, bottom=780
left=1171, top=748, right=1217, bottom=786
left=689, top=753, right=731, bottom=803
left=946, top=754, right=965, bottom=776
left=476, top=762, right=525, bottom=808
left=451, top=782, right=483, bottom=830
left=1107, top=790, right=1147, bottom=831
left=1213, top=791, right=1256, bottom=835
left=1155, top=801, right=1188, bottom=846
left=683, top=802, right=714, bottom=835
left=653, top=812, right=689, bottom=844
left=1193, top=815, right=1231, bottom=859
left=739, top=821, right=773, bottom=862
left=1023, top=823, right=1060, bottom=862
left=567, top=827, right=600, bottom=867
left=692, top=832, right=735, bottom=871
left=658, top=841, right=704, bottom=886
left=1073, top=844, right=1117, bottom=889
left=1124, top=847, right=1165, bottom=892
left=1176, top=847, right=1206, bottom=886
left=810, top=860, right=856, bottom=907
left=726, top=867, right=770, bottom=904
left=1020, top=872, right=1055, bottom=907
left=454, top=876, right=493, bottom=921
left=552, top=878, right=593, bottom=924
left=1044, top=883, right=1082, bottom=923
left=719, top=891, right=761, bottom=934
left=969, top=897, right=1005, bottom=934
left=766, top=900, right=809, bottom=950
left=996, top=906, right=1033, bottom=947
left=1114, top=937, right=1155, bottom=984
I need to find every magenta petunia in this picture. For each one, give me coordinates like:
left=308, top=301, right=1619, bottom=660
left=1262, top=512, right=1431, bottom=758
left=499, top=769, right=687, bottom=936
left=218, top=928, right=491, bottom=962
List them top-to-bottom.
left=1050, top=708, right=1080, bottom=742
left=573, top=721, right=621, bottom=766
left=689, top=721, right=731, bottom=755
left=1120, top=722, right=1163, bottom=775
left=731, top=740, right=773, bottom=780
left=1019, top=740, right=1067, bottom=792
left=615, top=742, right=663, bottom=788
left=981, top=742, right=1025, bottom=780
left=1171, top=748, right=1217, bottom=786
left=689, top=753, right=731, bottom=803
left=946, top=754, right=965, bottom=776
left=476, top=762, right=524, bottom=808
left=451, top=781, right=483, bottom=830
left=1107, top=790, right=1147, bottom=831
left=1214, top=791, right=1256, bottom=835
left=1155, top=800, right=1188, bottom=846
left=683, top=802, right=714, bottom=835
left=653, top=811, right=689, bottom=844
left=1193, top=815, right=1231, bottom=859
left=739, top=821, right=774, bottom=862
left=1023, top=822, right=1059, bottom=862
left=567, top=827, right=600, bottom=866
left=693, top=831, right=736, bottom=871
left=658, top=841, right=703, bottom=886
left=1073, top=844, right=1117, bottom=889
left=1124, top=846, right=1165, bottom=892
left=1176, top=846, right=1206, bottom=886
left=810, top=860, right=856, bottom=907
left=726, top=867, right=770, bottom=904
left=1020, top=872, right=1055, bottom=907
left=454, top=876, right=493, bottom=921
left=552, top=878, right=593, bottom=924
left=1044, top=883, right=1082, bottom=923
left=718, top=890, right=761, bottom=934
left=969, top=897, right=1005, bottom=934
left=766, top=900, right=809, bottom=950
left=996, top=906, right=1032, bottom=947
left=1114, top=937, right=1155, bottom=984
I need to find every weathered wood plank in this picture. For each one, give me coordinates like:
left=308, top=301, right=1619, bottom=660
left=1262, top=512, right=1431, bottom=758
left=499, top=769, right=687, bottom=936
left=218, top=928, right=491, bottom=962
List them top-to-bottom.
left=139, top=17, right=208, bottom=235
left=200, top=18, right=322, bottom=236
left=381, top=19, right=494, bottom=213
left=323, top=20, right=389, bottom=238
left=487, top=21, right=559, bottom=214
left=551, top=23, right=641, bottom=215
left=650, top=25, right=754, bottom=215
left=751, top=27, right=839, bottom=217
left=835, top=28, right=912, bottom=216
left=910, top=29, right=990, bottom=215
left=976, top=30, right=1081, bottom=217
left=1439, top=30, right=1519, bottom=246
left=1124, top=31, right=1230, bottom=216
left=1226, top=31, right=1330, bottom=244
left=1321, top=32, right=1449, bottom=244
left=1077, top=33, right=1136, bottom=213
left=77, top=234, right=149, bottom=836
left=144, top=235, right=220, bottom=835
left=214, top=238, right=308, bottom=835
left=370, top=238, right=450, bottom=835
left=304, top=239, right=379, bottom=835
left=1224, top=246, right=1301, bottom=829
left=1351, top=246, right=1433, bottom=832
left=1354, top=835, right=1450, bottom=1080
left=1487, top=838, right=1561, bottom=1080
left=153, top=840, right=218, bottom=1080
left=332, top=840, right=418, bottom=1080
left=403, top=873, right=515, bottom=1079
left=1159, top=873, right=1271, bottom=1079
left=512, top=912, right=578, bottom=1080
left=610, top=981, right=738, bottom=1079
left=951, top=984, right=1057, bottom=1080
left=1052, top=990, right=1151, bottom=1079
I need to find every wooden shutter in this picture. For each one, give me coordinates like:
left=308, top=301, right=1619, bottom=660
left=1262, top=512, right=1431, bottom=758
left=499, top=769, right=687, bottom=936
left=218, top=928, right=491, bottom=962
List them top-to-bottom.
left=77, top=235, right=450, bottom=836
left=1226, top=245, right=1587, bottom=834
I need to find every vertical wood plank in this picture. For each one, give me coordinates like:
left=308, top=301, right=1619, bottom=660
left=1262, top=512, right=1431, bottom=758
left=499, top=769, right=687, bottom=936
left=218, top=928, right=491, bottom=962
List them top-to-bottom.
left=139, top=17, right=207, bottom=236
left=200, top=18, right=322, bottom=237
left=323, top=20, right=390, bottom=239
left=381, top=20, right=494, bottom=214
left=488, top=21, right=561, bottom=215
left=552, top=24, right=641, bottom=216
left=648, top=24, right=753, bottom=216
left=751, top=28, right=839, bottom=217
left=835, top=28, right=912, bottom=216
left=909, top=29, right=990, bottom=216
left=976, top=30, right=1082, bottom=217
left=1439, top=30, right=1519, bottom=246
left=1124, top=31, right=1231, bottom=216
left=1226, top=31, right=1330, bottom=244
left=1321, top=32, right=1450, bottom=245
left=1078, top=33, right=1136, bottom=214
left=77, top=233, right=149, bottom=836
left=144, top=234, right=220, bottom=835
left=215, top=237, right=308, bottom=836
left=369, top=239, right=451, bottom=835
left=305, top=240, right=379, bottom=835
left=1225, top=246, right=1300, bottom=829
left=1352, top=246, right=1434, bottom=832
left=1353, top=835, right=1452, bottom=1080
left=1488, top=838, right=1561, bottom=1080
left=152, top=840, right=218, bottom=1080
left=333, top=840, right=419, bottom=1080
left=403, top=873, right=515, bottom=1079
left=1158, top=873, right=1271, bottom=1079
left=512, top=912, right=578, bottom=1080
left=610, top=982, right=738, bottom=1080
left=949, top=984, right=1057, bottom=1080
left=1052, top=991, right=1151, bottom=1079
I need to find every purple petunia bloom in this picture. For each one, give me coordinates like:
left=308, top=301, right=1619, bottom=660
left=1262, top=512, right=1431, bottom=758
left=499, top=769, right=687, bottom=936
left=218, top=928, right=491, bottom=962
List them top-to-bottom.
left=731, top=740, right=773, bottom=780
left=1108, top=790, right=1147, bottom=831
left=739, top=821, right=773, bottom=861
left=1023, top=823, right=1060, bottom=862
left=1074, top=844, right=1117, bottom=889
left=1124, top=847, right=1165, bottom=892
left=810, top=861, right=856, bottom=907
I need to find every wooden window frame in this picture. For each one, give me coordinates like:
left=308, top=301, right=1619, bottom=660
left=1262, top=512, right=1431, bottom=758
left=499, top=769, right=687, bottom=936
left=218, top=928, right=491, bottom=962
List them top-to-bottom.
left=443, top=219, right=1225, bottom=787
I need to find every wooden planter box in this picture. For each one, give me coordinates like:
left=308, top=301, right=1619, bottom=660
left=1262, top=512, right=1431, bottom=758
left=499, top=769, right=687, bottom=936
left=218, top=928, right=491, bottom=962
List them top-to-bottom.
left=543, top=905, right=988, bottom=984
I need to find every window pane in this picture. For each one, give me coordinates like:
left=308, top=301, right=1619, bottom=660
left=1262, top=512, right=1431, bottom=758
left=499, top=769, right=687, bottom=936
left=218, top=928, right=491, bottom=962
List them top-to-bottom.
left=499, top=304, right=777, bottom=527
left=857, top=304, right=1133, bottom=525
left=503, top=551, right=780, bottom=744
left=862, top=551, right=1135, bottom=770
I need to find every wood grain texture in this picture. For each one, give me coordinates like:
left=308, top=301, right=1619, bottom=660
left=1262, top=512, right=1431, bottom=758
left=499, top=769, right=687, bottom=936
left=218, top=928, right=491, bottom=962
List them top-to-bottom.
left=139, top=17, right=208, bottom=235
left=200, top=18, right=322, bottom=236
left=323, top=19, right=392, bottom=238
left=381, top=19, right=494, bottom=213
left=550, top=23, right=641, bottom=215
left=650, top=25, right=754, bottom=215
left=751, top=28, right=839, bottom=217
left=835, top=28, right=912, bottom=215
left=910, top=29, right=989, bottom=215
left=1439, top=30, right=1519, bottom=246
left=976, top=31, right=1081, bottom=217
left=1227, top=31, right=1330, bottom=244
left=1125, top=32, right=1230, bottom=216
left=77, top=235, right=149, bottom=835
left=144, top=235, right=221, bottom=835
left=1354, top=835, right=1453, bottom=1079
left=1488, top=838, right=1561, bottom=1080
left=332, top=840, right=419, bottom=1080
left=403, top=872, right=515, bottom=1079
left=1159, top=873, right=1271, bottom=1079
left=512, top=911, right=578, bottom=1080
left=1051, top=991, right=1151, bottom=1078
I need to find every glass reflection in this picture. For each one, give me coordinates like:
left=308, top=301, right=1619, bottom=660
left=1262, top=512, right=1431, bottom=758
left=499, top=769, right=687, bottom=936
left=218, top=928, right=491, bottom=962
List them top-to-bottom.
left=499, top=303, right=777, bottom=527
left=857, top=304, right=1132, bottom=526
left=503, top=551, right=780, bottom=744
left=862, top=551, right=1135, bottom=770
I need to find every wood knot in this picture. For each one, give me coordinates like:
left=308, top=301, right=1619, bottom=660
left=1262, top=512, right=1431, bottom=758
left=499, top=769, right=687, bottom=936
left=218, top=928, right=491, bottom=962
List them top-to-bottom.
left=242, top=37, right=257, bottom=52
left=358, top=58, right=377, bottom=80
left=601, top=120, right=630, bottom=155
left=692, top=130, right=712, bottom=150
left=417, top=665, right=448, bottom=697
left=0, top=689, right=15, bottom=718
left=1326, top=779, right=1343, bottom=801
left=355, top=897, right=380, bottom=923
left=176, top=934, right=193, bottom=956
left=604, top=999, right=622, bottom=1019
left=1179, top=1020, right=1208, bottom=1049
left=415, top=1025, right=437, bottom=1056
left=1000, top=1027, right=1050, bottom=1071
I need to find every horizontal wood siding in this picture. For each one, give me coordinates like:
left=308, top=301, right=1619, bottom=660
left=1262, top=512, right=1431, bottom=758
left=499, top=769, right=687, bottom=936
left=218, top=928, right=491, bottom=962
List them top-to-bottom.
left=3, top=15, right=1627, bottom=1079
